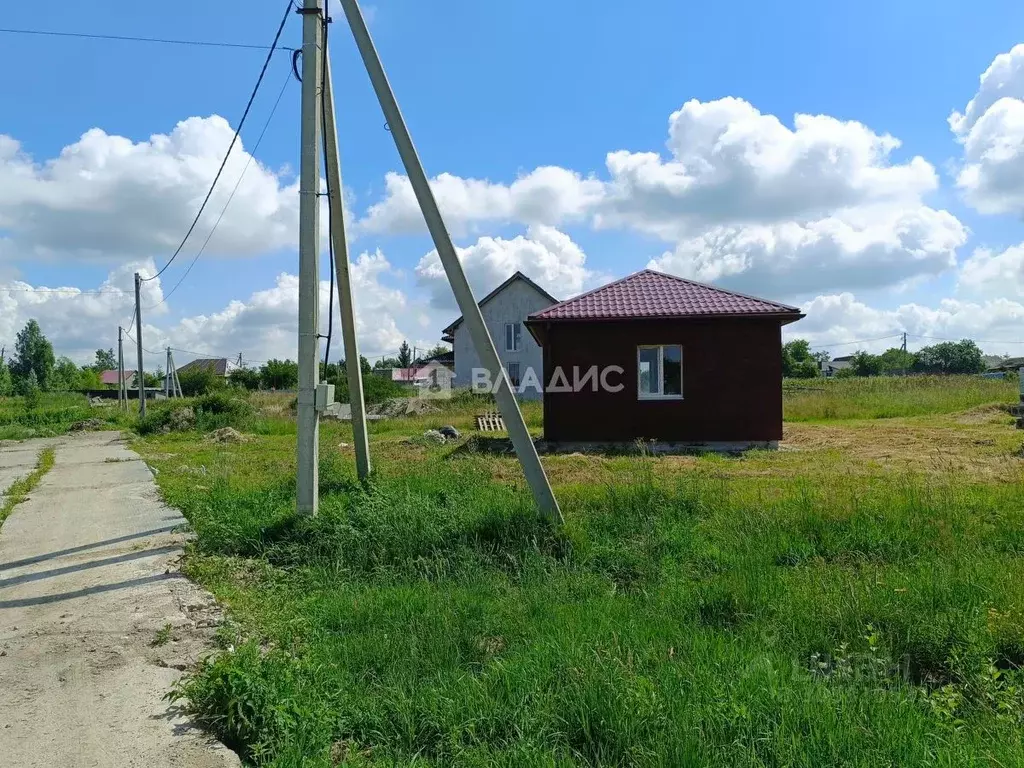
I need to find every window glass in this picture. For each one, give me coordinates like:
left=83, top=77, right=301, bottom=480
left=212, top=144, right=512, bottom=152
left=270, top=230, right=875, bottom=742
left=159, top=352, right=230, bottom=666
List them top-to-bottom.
left=663, top=345, right=682, bottom=395
left=638, top=347, right=659, bottom=395
left=506, top=362, right=521, bottom=387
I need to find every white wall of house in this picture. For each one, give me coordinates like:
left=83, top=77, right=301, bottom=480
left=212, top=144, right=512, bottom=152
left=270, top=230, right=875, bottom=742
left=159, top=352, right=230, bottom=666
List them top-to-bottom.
left=452, top=278, right=555, bottom=400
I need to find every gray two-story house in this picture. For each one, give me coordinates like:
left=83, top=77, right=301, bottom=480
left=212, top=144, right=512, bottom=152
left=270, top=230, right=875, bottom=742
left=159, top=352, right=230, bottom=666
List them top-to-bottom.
left=441, top=272, right=557, bottom=400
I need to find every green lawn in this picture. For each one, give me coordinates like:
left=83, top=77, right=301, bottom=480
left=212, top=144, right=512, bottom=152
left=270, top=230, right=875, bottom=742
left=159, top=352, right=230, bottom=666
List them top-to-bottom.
left=127, top=379, right=1024, bottom=766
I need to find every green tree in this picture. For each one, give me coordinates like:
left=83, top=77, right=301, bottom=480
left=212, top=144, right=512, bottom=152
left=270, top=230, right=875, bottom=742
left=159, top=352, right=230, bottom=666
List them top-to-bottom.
left=11, top=320, right=55, bottom=391
left=782, top=339, right=819, bottom=378
left=914, top=339, right=985, bottom=374
left=397, top=341, right=413, bottom=369
left=421, top=343, right=451, bottom=361
left=878, top=347, right=916, bottom=375
left=94, top=348, right=117, bottom=371
left=851, top=350, right=883, bottom=377
left=51, top=356, right=83, bottom=391
left=373, top=356, right=400, bottom=370
left=0, top=358, right=13, bottom=396
left=259, top=359, right=299, bottom=390
left=79, top=367, right=102, bottom=389
left=178, top=367, right=218, bottom=396
left=228, top=367, right=262, bottom=391
left=17, top=368, right=40, bottom=406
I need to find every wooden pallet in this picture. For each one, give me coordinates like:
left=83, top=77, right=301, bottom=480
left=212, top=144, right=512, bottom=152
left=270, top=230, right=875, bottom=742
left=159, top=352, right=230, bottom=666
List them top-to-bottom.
left=476, top=412, right=506, bottom=432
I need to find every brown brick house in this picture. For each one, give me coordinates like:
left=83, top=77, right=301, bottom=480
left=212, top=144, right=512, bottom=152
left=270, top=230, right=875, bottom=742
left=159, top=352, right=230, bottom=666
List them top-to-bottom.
left=524, top=269, right=804, bottom=447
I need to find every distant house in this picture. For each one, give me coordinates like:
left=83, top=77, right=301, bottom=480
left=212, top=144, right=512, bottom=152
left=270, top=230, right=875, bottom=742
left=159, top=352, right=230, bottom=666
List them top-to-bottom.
left=524, top=269, right=803, bottom=447
left=441, top=271, right=558, bottom=400
left=821, top=355, right=854, bottom=377
left=986, top=356, right=1024, bottom=372
left=176, top=358, right=237, bottom=379
left=390, top=361, right=455, bottom=392
left=98, top=368, right=136, bottom=387
left=99, top=369, right=135, bottom=388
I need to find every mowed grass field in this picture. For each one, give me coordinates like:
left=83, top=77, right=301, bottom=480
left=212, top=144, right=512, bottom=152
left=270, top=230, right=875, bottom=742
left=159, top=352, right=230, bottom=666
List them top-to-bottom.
left=130, top=376, right=1024, bottom=766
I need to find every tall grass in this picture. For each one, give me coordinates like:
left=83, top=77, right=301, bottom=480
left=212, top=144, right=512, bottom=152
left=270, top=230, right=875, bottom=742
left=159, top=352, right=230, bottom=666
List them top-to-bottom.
left=784, top=375, right=1017, bottom=420
left=154, top=448, right=1024, bottom=766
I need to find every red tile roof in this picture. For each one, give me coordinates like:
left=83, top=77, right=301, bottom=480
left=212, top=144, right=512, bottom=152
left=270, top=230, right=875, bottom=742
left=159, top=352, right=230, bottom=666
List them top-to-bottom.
left=527, top=269, right=802, bottom=323
left=100, top=369, right=135, bottom=385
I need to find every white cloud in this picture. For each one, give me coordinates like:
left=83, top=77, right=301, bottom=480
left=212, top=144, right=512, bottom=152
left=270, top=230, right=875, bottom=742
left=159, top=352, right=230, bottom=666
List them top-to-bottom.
left=950, top=44, right=1024, bottom=215
left=596, top=97, right=938, bottom=239
left=0, top=116, right=298, bottom=262
left=357, top=167, right=603, bottom=236
left=650, top=205, right=966, bottom=297
left=414, top=225, right=591, bottom=309
left=959, top=242, right=1024, bottom=298
left=152, top=250, right=410, bottom=363
left=0, top=259, right=164, bottom=363
left=789, top=291, right=1024, bottom=356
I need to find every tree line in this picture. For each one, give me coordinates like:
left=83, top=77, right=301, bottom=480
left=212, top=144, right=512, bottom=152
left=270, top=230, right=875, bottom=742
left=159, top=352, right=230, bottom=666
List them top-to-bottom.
left=783, top=338, right=988, bottom=378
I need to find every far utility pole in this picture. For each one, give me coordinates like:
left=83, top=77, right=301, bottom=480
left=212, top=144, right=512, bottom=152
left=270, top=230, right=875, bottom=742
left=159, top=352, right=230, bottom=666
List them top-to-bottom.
left=296, top=0, right=325, bottom=516
left=337, top=0, right=562, bottom=523
left=134, top=272, right=146, bottom=417
left=117, top=327, right=125, bottom=411
left=164, top=347, right=172, bottom=397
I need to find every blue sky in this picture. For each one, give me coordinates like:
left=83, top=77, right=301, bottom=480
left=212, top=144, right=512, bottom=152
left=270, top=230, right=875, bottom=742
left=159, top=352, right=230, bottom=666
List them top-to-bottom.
left=1, top=0, right=1024, bottom=364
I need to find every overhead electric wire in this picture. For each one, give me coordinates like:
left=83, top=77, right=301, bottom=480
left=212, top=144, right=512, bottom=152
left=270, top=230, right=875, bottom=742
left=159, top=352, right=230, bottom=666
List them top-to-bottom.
left=143, top=0, right=294, bottom=283
left=0, top=26, right=297, bottom=51
left=148, top=67, right=293, bottom=309
left=121, top=331, right=160, bottom=356
left=809, top=333, right=903, bottom=349
left=908, top=333, right=1024, bottom=345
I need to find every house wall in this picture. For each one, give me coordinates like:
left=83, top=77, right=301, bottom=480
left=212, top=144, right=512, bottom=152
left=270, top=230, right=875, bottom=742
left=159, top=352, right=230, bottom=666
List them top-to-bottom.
left=452, top=279, right=555, bottom=400
left=538, top=318, right=785, bottom=442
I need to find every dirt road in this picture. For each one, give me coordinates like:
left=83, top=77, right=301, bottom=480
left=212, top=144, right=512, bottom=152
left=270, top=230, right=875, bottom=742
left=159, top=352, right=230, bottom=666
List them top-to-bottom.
left=0, top=431, right=239, bottom=767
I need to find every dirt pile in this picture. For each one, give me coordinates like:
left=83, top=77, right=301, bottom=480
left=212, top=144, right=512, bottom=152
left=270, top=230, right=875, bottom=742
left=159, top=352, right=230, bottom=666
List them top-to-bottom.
left=205, top=427, right=252, bottom=444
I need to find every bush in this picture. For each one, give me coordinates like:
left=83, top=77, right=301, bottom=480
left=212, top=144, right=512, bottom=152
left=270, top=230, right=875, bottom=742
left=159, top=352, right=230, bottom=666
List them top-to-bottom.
left=178, top=367, right=222, bottom=396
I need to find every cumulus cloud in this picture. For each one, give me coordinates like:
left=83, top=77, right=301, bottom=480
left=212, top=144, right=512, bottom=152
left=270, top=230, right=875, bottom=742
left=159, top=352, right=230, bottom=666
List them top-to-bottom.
left=950, top=44, right=1024, bottom=214
left=597, top=97, right=938, bottom=238
left=0, top=116, right=298, bottom=262
left=357, top=167, right=603, bottom=236
left=650, top=205, right=966, bottom=296
left=414, top=225, right=591, bottom=310
left=958, top=242, right=1024, bottom=298
left=151, top=250, right=410, bottom=363
left=0, top=259, right=164, bottom=363
left=789, top=292, right=1024, bottom=356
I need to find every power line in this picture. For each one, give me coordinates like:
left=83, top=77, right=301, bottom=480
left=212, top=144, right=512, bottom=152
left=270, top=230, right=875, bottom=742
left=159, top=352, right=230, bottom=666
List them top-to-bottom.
left=143, top=0, right=294, bottom=283
left=0, top=26, right=298, bottom=51
left=148, top=67, right=293, bottom=309
left=0, top=286, right=128, bottom=295
left=121, top=331, right=160, bottom=356
left=809, top=333, right=903, bottom=349
left=908, top=333, right=1024, bottom=345
left=169, top=347, right=266, bottom=365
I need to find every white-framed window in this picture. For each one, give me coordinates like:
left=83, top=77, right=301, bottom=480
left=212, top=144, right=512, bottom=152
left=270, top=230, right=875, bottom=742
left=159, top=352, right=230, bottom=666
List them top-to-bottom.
left=505, top=322, right=522, bottom=352
left=637, top=345, right=682, bottom=400
left=506, top=362, right=521, bottom=388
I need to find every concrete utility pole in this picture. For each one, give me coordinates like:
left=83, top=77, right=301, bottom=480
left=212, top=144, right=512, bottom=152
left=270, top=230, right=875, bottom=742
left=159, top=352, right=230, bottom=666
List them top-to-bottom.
left=296, top=0, right=324, bottom=516
left=337, top=0, right=562, bottom=523
left=322, top=45, right=372, bottom=481
left=134, top=272, right=146, bottom=417
left=117, top=327, right=125, bottom=410
left=164, top=348, right=169, bottom=397
left=167, top=350, right=181, bottom=398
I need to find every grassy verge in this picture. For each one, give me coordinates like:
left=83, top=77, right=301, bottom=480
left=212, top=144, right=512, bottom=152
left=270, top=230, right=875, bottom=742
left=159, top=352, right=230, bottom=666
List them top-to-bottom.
left=784, top=374, right=1016, bottom=420
left=131, top=386, right=1024, bottom=766
left=0, top=392, right=131, bottom=439
left=0, top=446, right=56, bottom=530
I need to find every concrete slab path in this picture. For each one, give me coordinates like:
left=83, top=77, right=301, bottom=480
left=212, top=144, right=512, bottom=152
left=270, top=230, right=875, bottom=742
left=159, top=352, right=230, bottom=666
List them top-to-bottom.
left=0, top=431, right=239, bottom=768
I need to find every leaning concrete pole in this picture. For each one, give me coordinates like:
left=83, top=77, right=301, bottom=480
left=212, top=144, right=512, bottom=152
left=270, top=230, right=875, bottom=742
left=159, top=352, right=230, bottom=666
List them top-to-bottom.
left=296, top=0, right=324, bottom=517
left=337, top=0, right=562, bottom=523
left=322, top=45, right=371, bottom=481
